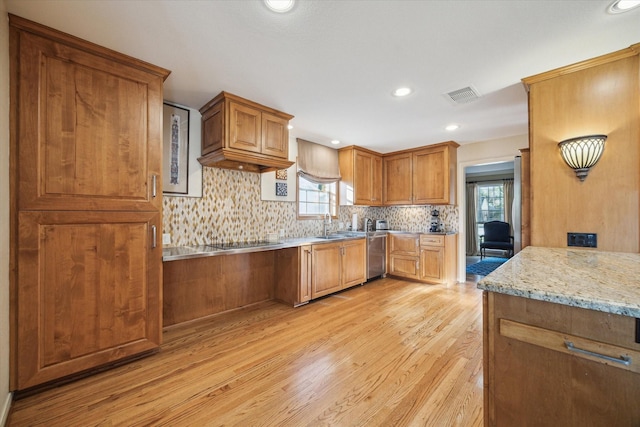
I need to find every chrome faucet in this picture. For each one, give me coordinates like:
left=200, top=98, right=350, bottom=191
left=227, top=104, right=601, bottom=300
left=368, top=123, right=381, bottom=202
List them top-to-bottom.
left=323, top=212, right=331, bottom=237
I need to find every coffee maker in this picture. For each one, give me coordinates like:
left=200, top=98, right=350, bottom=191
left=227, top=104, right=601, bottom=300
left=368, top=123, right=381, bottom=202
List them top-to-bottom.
left=429, top=209, right=443, bottom=232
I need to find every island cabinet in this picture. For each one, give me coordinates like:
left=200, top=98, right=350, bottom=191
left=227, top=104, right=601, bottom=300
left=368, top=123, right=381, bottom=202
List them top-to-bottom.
left=10, top=15, right=170, bottom=390
left=199, top=91, right=294, bottom=172
left=383, top=141, right=459, bottom=205
left=338, top=146, right=383, bottom=206
left=311, top=239, right=367, bottom=299
left=484, top=292, right=640, bottom=426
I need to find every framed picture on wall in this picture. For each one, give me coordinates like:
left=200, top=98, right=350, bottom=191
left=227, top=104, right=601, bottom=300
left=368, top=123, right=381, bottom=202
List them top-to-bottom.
left=163, top=102, right=190, bottom=194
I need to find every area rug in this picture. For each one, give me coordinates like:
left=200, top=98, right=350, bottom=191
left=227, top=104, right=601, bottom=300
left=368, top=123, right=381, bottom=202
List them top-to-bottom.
left=466, top=257, right=508, bottom=276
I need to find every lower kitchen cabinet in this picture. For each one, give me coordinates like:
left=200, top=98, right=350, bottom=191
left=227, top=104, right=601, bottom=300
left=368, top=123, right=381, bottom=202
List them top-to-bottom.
left=15, top=211, right=162, bottom=390
left=388, top=233, right=457, bottom=284
left=388, top=233, right=420, bottom=280
left=419, top=234, right=457, bottom=285
left=312, top=239, right=367, bottom=299
left=484, top=292, right=640, bottom=426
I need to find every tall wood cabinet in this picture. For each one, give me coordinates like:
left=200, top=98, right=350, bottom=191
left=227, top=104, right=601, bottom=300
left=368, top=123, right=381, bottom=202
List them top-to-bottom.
left=9, top=15, right=170, bottom=390
left=522, top=43, right=640, bottom=252
left=338, top=146, right=383, bottom=206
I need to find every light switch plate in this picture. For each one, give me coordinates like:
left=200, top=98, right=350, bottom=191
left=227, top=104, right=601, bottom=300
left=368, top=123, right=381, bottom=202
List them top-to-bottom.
left=162, top=233, right=171, bottom=245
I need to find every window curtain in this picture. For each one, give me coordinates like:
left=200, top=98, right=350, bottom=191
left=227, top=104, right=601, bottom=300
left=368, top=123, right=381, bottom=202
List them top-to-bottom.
left=296, top=138, right=341, bottom=183
left=504, top=179, right=514, bottom=236
left=466, top=182, right=478, bottom=256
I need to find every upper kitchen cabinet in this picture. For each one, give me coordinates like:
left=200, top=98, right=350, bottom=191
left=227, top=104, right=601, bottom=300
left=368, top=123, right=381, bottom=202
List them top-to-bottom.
left=11, top=16, right=169, bottom=212
left=199, top=91, right=294, bottom=172
left=384, top=141, right=459, bottom=205
left=412, top=142, right=458, bottom=205
left=339, top=146, right=383, bottom=206
left=383, top=152, right=413, bottom=205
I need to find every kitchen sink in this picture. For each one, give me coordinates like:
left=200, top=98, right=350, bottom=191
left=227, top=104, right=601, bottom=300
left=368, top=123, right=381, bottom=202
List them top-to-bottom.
left=315, top=235, right=345, bottom=240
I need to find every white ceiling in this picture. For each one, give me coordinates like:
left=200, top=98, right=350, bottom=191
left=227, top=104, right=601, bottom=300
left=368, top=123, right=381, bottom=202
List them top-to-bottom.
left=6, top=0, right=640, bottom=153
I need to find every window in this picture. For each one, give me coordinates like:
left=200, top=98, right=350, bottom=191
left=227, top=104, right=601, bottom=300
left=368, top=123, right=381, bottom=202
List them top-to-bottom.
left=297, top=175, right=338, bottom=218
left=476, top=183, right=504, bottom=238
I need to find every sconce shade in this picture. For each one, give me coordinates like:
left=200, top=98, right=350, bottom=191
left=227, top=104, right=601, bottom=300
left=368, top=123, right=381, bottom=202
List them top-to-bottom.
left=558, top=134, right=607, bottom=181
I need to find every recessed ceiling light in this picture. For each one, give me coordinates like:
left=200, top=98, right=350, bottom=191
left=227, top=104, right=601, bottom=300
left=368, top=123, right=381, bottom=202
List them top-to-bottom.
left=264, top=0, right=295, bottom=13
left=608, top=0, right=640, bottom=13
left=392, top=87, right=412, bottom=97
left=287, top=124, right=293, bottom=130
left=445, top=124, right=460, bottom=131
left=331, top=140, right=340, bottom=145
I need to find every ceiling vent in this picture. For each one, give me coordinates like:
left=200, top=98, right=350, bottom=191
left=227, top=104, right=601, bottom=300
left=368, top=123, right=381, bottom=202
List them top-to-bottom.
left=444, top=85, right=481, bottom=105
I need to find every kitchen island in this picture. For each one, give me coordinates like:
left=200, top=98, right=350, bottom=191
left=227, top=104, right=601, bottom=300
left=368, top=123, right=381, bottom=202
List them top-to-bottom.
left=478, top=246, right=640, bottom=426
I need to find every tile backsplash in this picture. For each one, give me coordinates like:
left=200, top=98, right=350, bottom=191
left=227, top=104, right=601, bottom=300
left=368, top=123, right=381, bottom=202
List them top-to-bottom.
left=163, top=167, right=458, bottom=246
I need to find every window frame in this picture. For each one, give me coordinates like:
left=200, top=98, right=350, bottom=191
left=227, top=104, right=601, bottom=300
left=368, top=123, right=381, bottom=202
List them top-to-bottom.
left=296, top=174, right=339, bottom=220
left=475, top=182, right=506, bottom=238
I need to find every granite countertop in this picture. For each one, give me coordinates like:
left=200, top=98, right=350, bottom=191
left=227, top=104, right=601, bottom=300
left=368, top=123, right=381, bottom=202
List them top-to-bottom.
left=478, top=246, right=640, bottom=318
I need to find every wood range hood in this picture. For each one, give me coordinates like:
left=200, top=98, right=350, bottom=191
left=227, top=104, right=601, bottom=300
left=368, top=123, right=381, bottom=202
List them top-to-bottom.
left=198, top=91, right=294, bottom=173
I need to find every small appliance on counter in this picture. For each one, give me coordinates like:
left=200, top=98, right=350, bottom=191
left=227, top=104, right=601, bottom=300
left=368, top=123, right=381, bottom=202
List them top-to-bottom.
left=429, top=209, right=443, bottom=233
left=364, top=218, right=373, bottom=232
left=374, top=219, right=389, bottom=231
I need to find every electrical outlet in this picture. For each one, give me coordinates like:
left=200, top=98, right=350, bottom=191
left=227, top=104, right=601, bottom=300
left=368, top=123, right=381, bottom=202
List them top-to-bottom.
left=567, top=232, right=597, bottom=248
left=162, top=233, right=171, bottom=245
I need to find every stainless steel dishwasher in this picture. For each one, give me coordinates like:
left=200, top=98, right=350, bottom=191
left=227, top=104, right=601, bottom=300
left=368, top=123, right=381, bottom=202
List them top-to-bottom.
left=367, top=232, right=387, bottom=280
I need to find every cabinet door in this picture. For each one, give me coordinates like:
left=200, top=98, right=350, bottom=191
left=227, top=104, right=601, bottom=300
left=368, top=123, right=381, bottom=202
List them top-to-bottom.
left=16, top=31, right=165, bottom=212
left=202, top=101, right=224, bottom=155
left=229, top=101, right=261, bottom=153
left=261, top=112, right=289, bottom=159
left=413, top=147, right=449, bottom=204
left=354, top=151, right=374, bottom=205
left=384, top=153, right=413, bottom=205
left=371, top=154, right=383, bottom=206
left=15, top=211, right=162, bottom=390
left=389, top=233, right=419, bottom=256
left=341, top=239, right=366, bottom=289
left=311, top=243, right=342, bottom=298
left=299, top=245, right=313, bottom=304
left=419, top=246, right=443, bottom=283
left=388, top=255, right=419, bottom=280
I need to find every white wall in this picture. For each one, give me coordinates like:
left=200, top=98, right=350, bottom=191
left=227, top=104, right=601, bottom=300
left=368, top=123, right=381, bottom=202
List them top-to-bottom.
left=1, top=2, right=12, bottom=424
left=456, top=134, right=529, bottom=282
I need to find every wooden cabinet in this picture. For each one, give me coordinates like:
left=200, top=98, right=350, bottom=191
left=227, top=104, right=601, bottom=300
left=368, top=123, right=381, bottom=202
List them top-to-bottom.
left=10, top=15, right=169, bottom=390
left=199, top=91, right=294, bottom=172
left=384, top=141, right=458, bottom=205
left=412, top=144, right=457, bottom=205
left=339, top=146, right=383, bottom=206
left=383, top=153, right=413, bottom=205
left=388, top=233, right=457, bottom=284
left=388, top=233, right=420, bottom=280
left=419, top=234, right=457, bottom=285
left=311, top=239, right=367, bottom=299
left=484, top=292, right=640, bottom=426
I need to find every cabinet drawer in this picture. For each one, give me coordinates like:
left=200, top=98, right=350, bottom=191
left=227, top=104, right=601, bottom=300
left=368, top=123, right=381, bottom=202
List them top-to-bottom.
left=420, top=235, right=444, bottom=247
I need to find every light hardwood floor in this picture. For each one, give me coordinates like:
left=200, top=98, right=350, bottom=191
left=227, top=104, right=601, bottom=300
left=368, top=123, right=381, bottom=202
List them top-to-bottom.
left=8, top=277, right=484, bottom=426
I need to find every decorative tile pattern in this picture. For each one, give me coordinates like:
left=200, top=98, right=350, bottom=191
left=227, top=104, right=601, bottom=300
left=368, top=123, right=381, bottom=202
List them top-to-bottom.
left=164, top=167, right=459, bottom=246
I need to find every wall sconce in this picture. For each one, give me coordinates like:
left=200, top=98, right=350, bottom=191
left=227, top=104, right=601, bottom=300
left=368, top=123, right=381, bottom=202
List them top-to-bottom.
left=558, top=135, right=607, bottom=181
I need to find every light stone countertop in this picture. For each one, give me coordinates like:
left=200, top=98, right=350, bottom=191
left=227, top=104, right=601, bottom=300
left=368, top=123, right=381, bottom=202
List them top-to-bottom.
left=477, top=246, right=640, bottom=318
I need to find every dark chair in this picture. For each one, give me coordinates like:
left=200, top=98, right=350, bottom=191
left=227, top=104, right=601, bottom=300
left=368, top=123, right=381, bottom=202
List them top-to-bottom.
left=480, top=221, right=514, bottom=259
